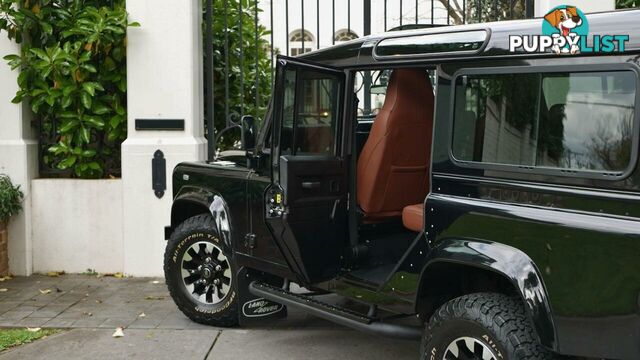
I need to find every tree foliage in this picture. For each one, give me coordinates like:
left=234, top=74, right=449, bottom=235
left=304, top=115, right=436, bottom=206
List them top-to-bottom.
left=0, top=0, right=137, bottom=178
left=209, top=0, right=272, bottom=151
left=440, top=0, right=528, bottom=24
left=441, top=0, right=640, bottom=23
left=616, top=0, right=639, bottom=8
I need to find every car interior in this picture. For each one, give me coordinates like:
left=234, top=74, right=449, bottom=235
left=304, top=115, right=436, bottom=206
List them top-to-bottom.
left=349, top=67, right=436, bottom=284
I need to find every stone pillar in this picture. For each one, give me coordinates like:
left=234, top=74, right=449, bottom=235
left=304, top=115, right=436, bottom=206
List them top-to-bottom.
left=122, top=0, right=207, bottom=276
left=535, top=0, right=615, bottom=16
left=0, top=36, right=38, bottom=276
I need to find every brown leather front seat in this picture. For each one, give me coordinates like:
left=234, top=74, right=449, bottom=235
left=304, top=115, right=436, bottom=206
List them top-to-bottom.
left=357, top=68, right=434, bottom=221
left=402, top=204, right=424, bottom=232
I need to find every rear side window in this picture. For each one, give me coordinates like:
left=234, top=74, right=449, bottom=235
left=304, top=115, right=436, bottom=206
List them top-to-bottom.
left=452, top=70, right=637, bottom=175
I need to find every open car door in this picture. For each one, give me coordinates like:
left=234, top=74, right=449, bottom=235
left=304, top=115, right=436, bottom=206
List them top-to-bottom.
left=265, top=56, right=348, bottom=284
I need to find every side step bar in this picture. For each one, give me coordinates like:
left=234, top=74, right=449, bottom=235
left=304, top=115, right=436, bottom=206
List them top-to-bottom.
left=249, top=281, right=421, bottom=341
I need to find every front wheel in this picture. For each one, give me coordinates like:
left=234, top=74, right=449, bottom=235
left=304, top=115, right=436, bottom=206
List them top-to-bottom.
left=164, top=214, right=239, bottom=327
left=420, top=293, right=554, bottom=360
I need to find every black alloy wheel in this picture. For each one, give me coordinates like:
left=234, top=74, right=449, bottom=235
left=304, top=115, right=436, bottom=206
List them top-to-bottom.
left=164, top=214, right=239, bottom=327
left=181, top=241, right=232, bottom=305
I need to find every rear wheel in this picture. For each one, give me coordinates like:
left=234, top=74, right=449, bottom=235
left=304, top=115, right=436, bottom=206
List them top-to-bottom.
left=164, top=214, right=238, bottom=327
left=420, top=293, right=553, bottom=360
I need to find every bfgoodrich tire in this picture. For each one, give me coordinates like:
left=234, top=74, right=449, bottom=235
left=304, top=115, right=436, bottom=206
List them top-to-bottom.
left=164, top=214, right=239, bottom=327
left=420, top=293, right=553, bottom=360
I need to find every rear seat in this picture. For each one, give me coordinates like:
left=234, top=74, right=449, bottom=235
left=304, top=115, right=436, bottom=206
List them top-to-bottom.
left=402, top=203, right=423, bottom=232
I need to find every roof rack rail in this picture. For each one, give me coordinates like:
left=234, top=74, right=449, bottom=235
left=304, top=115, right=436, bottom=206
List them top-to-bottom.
left=388, top=24, right=449, bottom=32
left=374, top=29, right=490, bottom=59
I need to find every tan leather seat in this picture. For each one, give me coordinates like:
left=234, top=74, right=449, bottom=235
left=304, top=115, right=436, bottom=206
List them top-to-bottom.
left=357, top=68, right=434, bottom=221
left=402, top=204, right=424, bottom=232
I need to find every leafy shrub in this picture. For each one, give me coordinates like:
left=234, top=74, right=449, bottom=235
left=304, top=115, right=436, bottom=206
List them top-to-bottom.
left=0, top=0, right=137, bottom=178
left=0, top=175, right=24, bottom=225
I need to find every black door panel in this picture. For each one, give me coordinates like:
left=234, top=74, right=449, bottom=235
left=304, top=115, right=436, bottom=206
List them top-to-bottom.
left=265, top=56, right=348, bottom=284
left=281, top=156, right=344, bottom=205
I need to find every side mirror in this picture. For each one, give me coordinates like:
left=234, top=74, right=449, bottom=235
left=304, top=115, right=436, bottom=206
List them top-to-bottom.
left=241, top=115, right=256, bottom=151
left=241, top=115, right=259, bottom=169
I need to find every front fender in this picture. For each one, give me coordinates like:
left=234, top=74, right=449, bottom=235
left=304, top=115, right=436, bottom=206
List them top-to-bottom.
left=171, top=187, right=234, bottom=250
left=419, top=238, right=557, bottom=350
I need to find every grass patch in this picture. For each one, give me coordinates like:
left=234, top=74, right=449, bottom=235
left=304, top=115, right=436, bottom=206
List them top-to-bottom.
left=82, top=268, right=98, bottom=276
left=0, top=328, right=60, bottom=351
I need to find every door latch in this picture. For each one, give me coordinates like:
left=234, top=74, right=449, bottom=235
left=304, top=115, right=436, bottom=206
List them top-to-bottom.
left=266, top=188, right=284, bottom=217
left=244, top=233, right=257, bottom=249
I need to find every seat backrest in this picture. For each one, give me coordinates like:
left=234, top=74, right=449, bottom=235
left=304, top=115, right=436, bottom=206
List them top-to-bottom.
left=357, top=68, right=435, bottom=218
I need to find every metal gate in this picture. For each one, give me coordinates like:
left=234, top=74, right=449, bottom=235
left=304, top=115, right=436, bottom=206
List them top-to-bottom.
left=203, top=0, right=536, bottom=159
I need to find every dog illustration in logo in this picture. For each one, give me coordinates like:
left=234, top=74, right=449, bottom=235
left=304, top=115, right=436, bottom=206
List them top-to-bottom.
left=544, top=6, right=583, bottom=54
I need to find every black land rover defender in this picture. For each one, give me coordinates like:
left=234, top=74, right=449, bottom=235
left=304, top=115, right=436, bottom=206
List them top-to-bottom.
left=164, top=10, right=640, bottom=360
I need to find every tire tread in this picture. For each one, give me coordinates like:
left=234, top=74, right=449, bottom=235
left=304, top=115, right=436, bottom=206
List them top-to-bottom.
left=163, top=214, right=239, bottom=327
left=422, top=292, right=554, bottom=360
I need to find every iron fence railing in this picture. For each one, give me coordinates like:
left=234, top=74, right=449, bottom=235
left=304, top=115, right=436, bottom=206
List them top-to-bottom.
left=203, top=0, right=536, bottom=160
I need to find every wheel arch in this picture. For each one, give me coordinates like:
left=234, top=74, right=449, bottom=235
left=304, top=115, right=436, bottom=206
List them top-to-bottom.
left=170, top=187, right=234, bottom=248
left=171, top=199, right=209, bottom=228
left=415, top=238, right=557, bottom=351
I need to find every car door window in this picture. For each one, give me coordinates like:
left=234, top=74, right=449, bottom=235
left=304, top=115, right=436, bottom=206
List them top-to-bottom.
left=279, top=69, right=343, bottom=156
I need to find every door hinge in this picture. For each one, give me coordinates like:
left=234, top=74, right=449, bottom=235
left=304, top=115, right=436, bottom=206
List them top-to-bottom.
left=244, top=233, right=257, bottom=249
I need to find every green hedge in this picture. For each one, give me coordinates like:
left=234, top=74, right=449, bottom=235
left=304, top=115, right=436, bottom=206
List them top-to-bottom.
left=0, top=0, right=137, bottom=178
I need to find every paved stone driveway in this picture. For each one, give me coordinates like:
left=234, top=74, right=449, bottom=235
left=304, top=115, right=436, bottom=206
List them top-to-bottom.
left=0, top=275, right=418, bottom=359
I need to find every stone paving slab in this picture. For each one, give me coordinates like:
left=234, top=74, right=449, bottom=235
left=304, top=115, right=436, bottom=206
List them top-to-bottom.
left=0, top=275, right=421, bottom=359
left=0, top=275, right=177, bottom=330
left=0, top=275, right=345, bottom=331
left=0, top=329, right=219, bottom=360
left=208, top=329, right=418, bottom=360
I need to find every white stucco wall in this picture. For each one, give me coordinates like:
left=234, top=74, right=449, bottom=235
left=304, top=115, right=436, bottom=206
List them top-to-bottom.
left=122, top=0, right=206, bottom=276
left=1, top=1, right=205, bottom=277
left=0, top=35, right=38, bottom=276
left=31, top=179, right=124, bottom=273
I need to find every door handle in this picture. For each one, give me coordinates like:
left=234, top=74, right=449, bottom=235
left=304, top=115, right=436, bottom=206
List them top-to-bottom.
left=301, top=181, right=321, bottom=189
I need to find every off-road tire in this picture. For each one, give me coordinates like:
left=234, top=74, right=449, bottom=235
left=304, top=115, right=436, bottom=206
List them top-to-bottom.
left=164, top=214, right=239, bottom=327
left=420, top=292, right=554, bottom=360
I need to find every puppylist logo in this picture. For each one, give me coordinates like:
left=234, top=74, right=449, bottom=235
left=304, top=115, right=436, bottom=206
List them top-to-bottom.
left=509, top=5, right=630, bottom=55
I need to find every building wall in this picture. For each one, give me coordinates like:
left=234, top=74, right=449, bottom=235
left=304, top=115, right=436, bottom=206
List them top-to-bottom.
left=0, top=0, right=206, bottom=277
left=122, top=0, right=206, bottom=276
left=259, top=0, right=617, bottom=58
left=260, top=0, right=454, bottom=57
left=0, top=35, right=37, bottom=276
left=31, top=179, right=124, bottom=274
